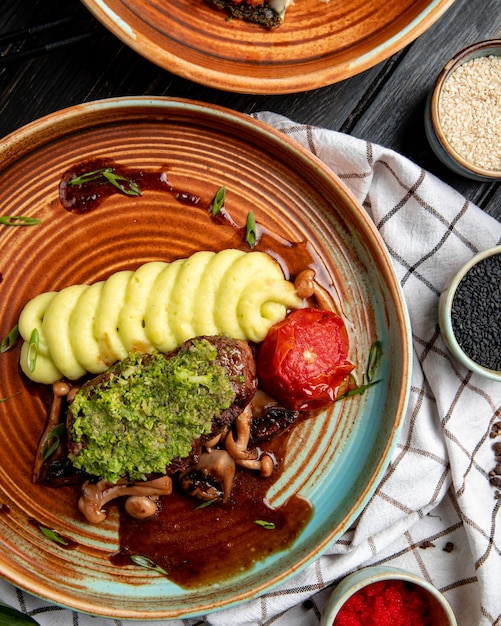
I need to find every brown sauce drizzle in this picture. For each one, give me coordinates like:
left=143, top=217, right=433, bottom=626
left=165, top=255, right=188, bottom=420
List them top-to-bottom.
left=57, top=158, right=317, bottom=276
left=59, top=159, right=174, bottom=214
left=111, top=429, right=313, bottom=588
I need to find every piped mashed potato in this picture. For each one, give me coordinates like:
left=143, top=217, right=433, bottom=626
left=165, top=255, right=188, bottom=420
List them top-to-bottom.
left=18, top=249, right=304, bottom=384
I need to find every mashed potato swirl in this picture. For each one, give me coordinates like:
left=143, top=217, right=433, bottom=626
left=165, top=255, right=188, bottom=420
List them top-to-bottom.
left=18, top=250, right=303, bottom=383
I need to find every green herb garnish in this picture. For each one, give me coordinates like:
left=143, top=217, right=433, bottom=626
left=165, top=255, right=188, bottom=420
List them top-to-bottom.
left=69, top=168, right=141, bottom=196
left=210, top=186, right=226, bottom=216
left=246, top=211, right=257, bottom=249
left=0, top=215, right=42, bottom=227
left=1, top=324, right=19, bottom=353
left=26, top=328, right=39, bottom=373
left=337, top=339, right=383, bottom=401
left=366, top=340, right=383, bottom=383
left=339, top=380, right=380, bottom=399
left=0, top=392, right=20, bottom=404
left=41, top=423, right=66, bottom=461
left=196, top=499, right=217, bottom=510
left=254, top=519, right=275, bottom=530
left=39, top=525, right=68, bottom=546
left=130, top=554, right=168, bottom=575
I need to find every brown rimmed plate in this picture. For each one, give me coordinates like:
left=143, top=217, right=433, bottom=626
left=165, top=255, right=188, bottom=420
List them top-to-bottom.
left=80, top=0, right=456, bottom=94
left=0, top=97, right=411, bottom=619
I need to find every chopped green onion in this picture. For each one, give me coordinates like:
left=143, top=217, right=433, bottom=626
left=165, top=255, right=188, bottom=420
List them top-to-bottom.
left=68, top=167, right=141, bottom=196
left=68, top=168, right=109, bottom=185
left=102, top=170, right=141, bottom=196
left=210, top=186, right=226, bottom=216
left=246, top=211, right=257, bottom=249
left=0, top=215, right=42, bottom=227
left=1, top=324, right=19, bottom=353
left=26, top=328, right=39, bottom=373
left=337, top=340, right=383, bottom=401
left=366, top=340, right=383, bottom=383
left=338, top=380, right=380, bottom=400
left=0, top=392, right=20, bottom=404
left=41, top=423, right=66, bottom=461
left=196, top=499, right=217, bottom=510
left=254, top=519, right=275, bottom=530
left=39, top=525, right=68, bottom=546
left=130, top=554, right=168, bottom=575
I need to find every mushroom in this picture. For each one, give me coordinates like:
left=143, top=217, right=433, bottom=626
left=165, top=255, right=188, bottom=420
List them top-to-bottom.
left=294, top=269, right=335, bottom=312
left=32, top=380, right=72, bottom=482
left=224, top=404, right=276, bottom=480
left=225, top=404, right=258, bottom=461
left=203, top=432, right=223, bottom=451
left=179, top=449, right=236, bottom=503
left=236, top=453, right=275, bottom=477
left=78, top=475, right=173, bottom=523
left=125, top=495, right=160, bottom=519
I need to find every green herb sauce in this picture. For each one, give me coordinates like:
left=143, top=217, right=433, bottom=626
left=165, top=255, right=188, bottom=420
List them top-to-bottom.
left=68, top=339, right=235, bottom=482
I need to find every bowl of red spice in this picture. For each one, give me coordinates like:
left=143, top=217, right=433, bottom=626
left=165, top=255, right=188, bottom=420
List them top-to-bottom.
left=425, top=39, right=501, bottom=181
left=439, top=246, right=501, bottom=382
left=320, top=566, right=457, bottom=626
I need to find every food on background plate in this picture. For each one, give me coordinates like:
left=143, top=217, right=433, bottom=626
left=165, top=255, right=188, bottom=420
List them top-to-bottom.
left=207, top=0, right=291, bottom=28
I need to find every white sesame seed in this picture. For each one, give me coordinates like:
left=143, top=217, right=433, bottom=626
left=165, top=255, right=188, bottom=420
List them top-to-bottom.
left=438, top=55, right=501, bottom=172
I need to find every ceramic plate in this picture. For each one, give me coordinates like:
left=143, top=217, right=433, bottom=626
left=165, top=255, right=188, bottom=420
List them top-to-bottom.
left=80, top=0, right=455, bottom=93
left=0, top=97, right=411, bottom=619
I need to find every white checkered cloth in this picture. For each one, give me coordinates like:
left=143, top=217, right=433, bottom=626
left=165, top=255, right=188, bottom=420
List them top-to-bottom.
left=1, top=112, right=500, bottom=626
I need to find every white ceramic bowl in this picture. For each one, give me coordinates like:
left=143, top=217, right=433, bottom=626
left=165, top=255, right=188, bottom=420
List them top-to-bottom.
left=425, top=39, right=501, bottom=181
left=439, top=246, right=501, bottom=382
left=320, top=566, right=457, bottom=626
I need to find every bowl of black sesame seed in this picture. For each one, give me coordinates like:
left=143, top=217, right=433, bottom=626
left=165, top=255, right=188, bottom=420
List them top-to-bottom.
left=425, top=39, right=501, bottom=181
left=439, top=246, right=501, bottom=381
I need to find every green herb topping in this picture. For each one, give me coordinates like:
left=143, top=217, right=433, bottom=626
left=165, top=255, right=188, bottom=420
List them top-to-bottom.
left=68, top=168, right=141, bottom=196
left=210, top=186, right=226, bottom=216
left=246, top=211, right=257, bottom=249
left=0, top=215, right=42, bottom=227
left=1, top=324, right=19, bottom=353
left=26, top=328, right=39, bottom=373
left=338, top=339, right=383, bottom=400
left=68, top=340, right=236, bottom=483
left=0, top=392, right=21, bottom=404
left=41, top=423, right=66, bottom=462
left=254, top=519, right=275, bottom=530
left=39, top=525, right=69, bottom=546
left=130, top=554, right=168, bottom=575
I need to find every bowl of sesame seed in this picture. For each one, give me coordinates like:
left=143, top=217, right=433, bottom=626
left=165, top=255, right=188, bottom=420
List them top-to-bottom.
left=425, top=39, right=501, bottom=181
left=439, top=246, right=501, bottom=382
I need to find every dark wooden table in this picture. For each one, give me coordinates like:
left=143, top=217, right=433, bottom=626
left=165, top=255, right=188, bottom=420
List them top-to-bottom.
left=0, top=0, right=500, bottom=223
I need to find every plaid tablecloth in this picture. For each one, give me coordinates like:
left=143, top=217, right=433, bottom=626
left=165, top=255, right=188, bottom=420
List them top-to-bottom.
left=1, top=112, right=500, bottom=626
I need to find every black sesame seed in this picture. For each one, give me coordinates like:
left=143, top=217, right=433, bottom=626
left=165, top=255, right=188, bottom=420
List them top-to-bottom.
left=450, top=253, right=501, bottom=371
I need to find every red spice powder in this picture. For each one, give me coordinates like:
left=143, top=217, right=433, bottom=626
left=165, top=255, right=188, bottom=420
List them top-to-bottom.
left=333, top=580, right=433, bottom=626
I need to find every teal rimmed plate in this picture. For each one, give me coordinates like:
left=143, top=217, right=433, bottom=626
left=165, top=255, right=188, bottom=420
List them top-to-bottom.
left=0, top=97, right=411, bottom=620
